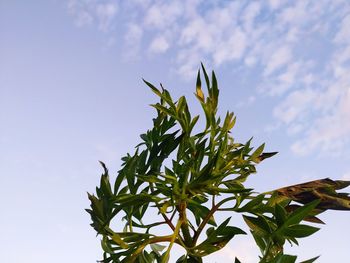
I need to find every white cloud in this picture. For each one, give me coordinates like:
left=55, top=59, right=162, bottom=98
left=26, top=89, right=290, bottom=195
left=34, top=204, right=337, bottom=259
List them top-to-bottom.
left=66, top=0, right=350, bottom=156
left=67, top=0, right=118, bottom=32
left=67, top=0, right=94, bottom=27
left=268, top=0, right=286, bottom=10
left=144, top=1, right=183, bottom=29
left=277, top=1, right=307, bottom=27
left=241, top=2, right=261, bottom=32
left=96, top=3, right=118, bottom=32
left=284, top=5, right=350, bottom=155
left=75, top=11, right=94, bottom=27
left=334, top=14, right=350, bottom=44
left=180, top=17, right=213, bottom=51
left=123, top=23, right=143, bottom=60
left=124, top=23, right=143, bottom=44
left=285, top=27, right=299, bottom=43
left=213, top=28, right=247, bottom=65
left=149, top=36, right=170, bottom=54
left=333, top=45, right=350, bottom=64
left=264, top=46, right=292, bottom=76
left=176, top=49, right=203, bottom=79
left=274, top=54, right=350, bottom=156
left=244, top=56, right=257, bottom=67
left=268, top=62, right=304, bottom=95
left=277, top=62, right=298, bottom=86
left=302, top=73, right=315, bottom=86
left=291, top=86, right=350, bottom=156
left=273, top=89, right=317, bottom=124
left=237, top=95, right=256, bottom=108
left=287, top=123, right=304, bottom=135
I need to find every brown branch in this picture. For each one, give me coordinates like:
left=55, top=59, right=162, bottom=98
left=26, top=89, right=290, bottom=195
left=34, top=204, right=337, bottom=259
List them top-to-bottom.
left=149, top=182, right=176, bottom=231
left=192, top=196, right=236, bottom=245
left=170, top=209, right=176, bottom=222
left=161, top=213, right=175, bottom=231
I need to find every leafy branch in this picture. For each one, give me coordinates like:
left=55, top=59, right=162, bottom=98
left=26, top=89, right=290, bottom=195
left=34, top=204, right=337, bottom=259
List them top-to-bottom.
left=87, top=64, right=350, bottom=263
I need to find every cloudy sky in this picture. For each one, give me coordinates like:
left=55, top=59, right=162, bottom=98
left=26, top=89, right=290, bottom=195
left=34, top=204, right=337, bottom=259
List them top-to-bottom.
left=1, top=0, right=350, bottom=262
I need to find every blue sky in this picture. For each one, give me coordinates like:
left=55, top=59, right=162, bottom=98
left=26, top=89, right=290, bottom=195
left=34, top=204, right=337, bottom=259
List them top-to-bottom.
left=1, top=0, right=350, bottom=262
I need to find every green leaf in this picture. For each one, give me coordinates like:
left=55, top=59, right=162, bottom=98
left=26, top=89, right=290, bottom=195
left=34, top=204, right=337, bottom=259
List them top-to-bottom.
left=201, top=63, right=210, bottom=90
left=196, top=70, right=205, bottom=102
left=211, top=70, right=219, bottom=108
left=143, top=79, right=161, bottom=96
left=151, top=103, right=175, bottom=118
left=222, top=111, right=235, bottom=132
left=189, top=115, right=200, bottom=134
left=251, top=143, right=265, bottom=162
left=99, top=161, right=113, bottom=197
left=114, top=167, right=126, bottom=194
left=114, top=193, right=162, bottom=210
left=237, top=194, right=265, bottom=212
left=188, top=200, right=216, bottom=226
left=285, top=200, right=320, bottom=226
left=275, top=204, right=287, bottom=227
left=243, top=215, right=271, bottom=236
left=192, top=218, right=246, bottom=257
left=283, top=224, right=320, bottom=238
left=251, top=231, right=267, bottom=252
left=110, top=233, right=129, bottom=249
left=101, top=237, right=114, bottom=254
left=150, top=243, right=166, bottom=256
left=268, top=254, right=297, bottom=263
left=176, top=255, right=203, bottom=263
left=299, top=256, right=320, bottom=263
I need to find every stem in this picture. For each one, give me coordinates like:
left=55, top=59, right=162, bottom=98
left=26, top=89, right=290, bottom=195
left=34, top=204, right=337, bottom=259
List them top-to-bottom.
left=177, top=163, right=192, bottom=246
left=150, top=182, right=176, bottom=231
left=192, top=196, right=236, bottom=245
left=178, top=201, right=193, bottom=247
left=217, top=208, right=235, bottom=211
left=170, top=209, right=176, bottom=222
left=162, top=213, right=176, bottom=231
left=128, top=217, right=133, bottom=232
left=162, top=219, right=183, bottom=263
left=134, top=221, right=168, bottom=230
left=130, top=235, right=174, bottom=262
left=260, top=239, right=283, bottom=262
left=260, top=240, right=272, bottom=262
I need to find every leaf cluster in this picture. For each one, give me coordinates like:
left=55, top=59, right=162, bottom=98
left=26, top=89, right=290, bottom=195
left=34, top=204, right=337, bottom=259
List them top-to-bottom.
left=87, top=65, right=350, bottom=263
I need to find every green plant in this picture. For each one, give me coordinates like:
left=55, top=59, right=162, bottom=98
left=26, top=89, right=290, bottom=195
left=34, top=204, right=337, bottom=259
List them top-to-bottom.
left=87, top=65, right=350, bottom=263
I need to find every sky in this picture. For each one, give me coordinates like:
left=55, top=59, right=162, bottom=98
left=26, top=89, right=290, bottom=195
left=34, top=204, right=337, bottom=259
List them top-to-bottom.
left=1, top=0, right=350, bottom=262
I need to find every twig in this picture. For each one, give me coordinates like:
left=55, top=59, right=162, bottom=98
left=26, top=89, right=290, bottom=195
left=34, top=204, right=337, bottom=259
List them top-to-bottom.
left=192, top=196, right=236, bottom=245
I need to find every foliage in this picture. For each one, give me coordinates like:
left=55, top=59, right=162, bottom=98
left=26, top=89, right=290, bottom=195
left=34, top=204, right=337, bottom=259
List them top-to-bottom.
left=87, top=64, right=350, bottom=263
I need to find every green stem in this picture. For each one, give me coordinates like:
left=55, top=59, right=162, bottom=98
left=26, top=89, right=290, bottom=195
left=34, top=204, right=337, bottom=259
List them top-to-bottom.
left=177, top=201, right=193, bottom=246
left=128, top=217, right=133, bottom=232
left=162, top=219, right=183, bottom=263
left=130, top=235, right=174, bottom=262
left=260, top=240, right=272, bottom=263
